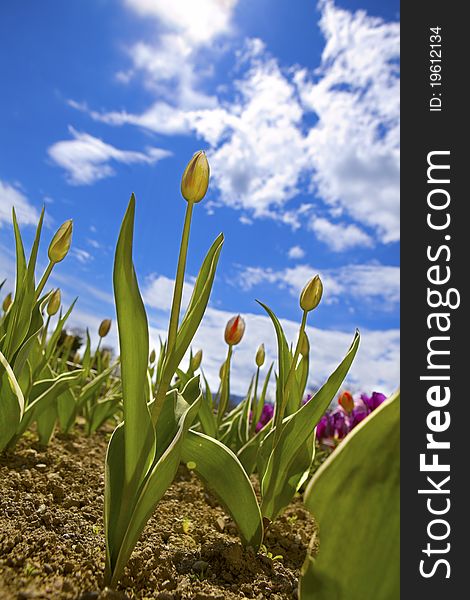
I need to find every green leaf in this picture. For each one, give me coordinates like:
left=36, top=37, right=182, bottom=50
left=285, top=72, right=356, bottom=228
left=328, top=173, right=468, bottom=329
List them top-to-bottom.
left=113, top=194, right=155, bottom=491
left=167, top=233, right=224, bottom=374
left=256, top=301, right=290, bottom=406
left=260, top=330, right=360, bottom=521
left=0, top=349, right=25, bottom=451
left=253, top=363, right=274, bottom=427
left=197, top=371, right=217, bottom=438
left=106, top=386, right=202, bottom=587
left=57, top=388, right=77, bottom=433
left=299, top=391, right=400, bottom=600
left=36, top=401, right=58, bottom=445
left=237, top=422, right=270, bottom=475
left=182, top=430, right=264, bottom=549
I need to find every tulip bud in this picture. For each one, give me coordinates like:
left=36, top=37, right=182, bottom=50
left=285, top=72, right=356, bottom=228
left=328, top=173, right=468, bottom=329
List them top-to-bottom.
left=181, top=151, right=210, bottom=203
left=48, top=220, right=73, bottom=263
left=299, top=275, right=323, bottom=312
left=47, top=288, right=61, bottom=316
left=2, top=292, right=12, bottom=312
left=224, top=315, right=245, bottom=346
left=99, top=318, right=112, bottom=338
left=299, top=331, right=310, bottom=357
left=255, top=343, right=265, bottom=367
left=149, top=349, right=156, bottom=364
left=191, top=349, right=203, bottom=371
left=219, top=360, right=227, bottom=380
left=339, top=390, right=354, bottom=414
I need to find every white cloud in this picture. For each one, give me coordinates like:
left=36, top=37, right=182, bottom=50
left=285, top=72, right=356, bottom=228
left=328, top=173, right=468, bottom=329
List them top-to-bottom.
left=124, top=0, right=237, bottom=44
left=296, top=0, right=400, bottom=242
left=69, top=1, right=399, bottom=246
left=48, top=127, right=171, bottom=185
left=0, top=180, right=40, bottom=228
left=309, top=217, right=373, bottom=251
left=288, top=245, right=305, bottom=260
left=71, top=248, right=93, bottom=264
left=237, top=262, right=400, bottom=308
left=143, top=274, right=195, bottom=312
left=152, top=306, right=399, bottom=397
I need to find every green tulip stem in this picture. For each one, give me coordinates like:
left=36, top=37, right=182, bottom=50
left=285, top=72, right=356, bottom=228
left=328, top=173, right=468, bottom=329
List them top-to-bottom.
left=151, top=201, right=194, bottom=426
left=167, top=201, right=194, bottom=358
left=35, top=261, right=54, bottom=301
left=273, top=310, right=308, bottom=446
left=41, top=315, right=51, bottom=347
left=217, top=345, right=233, bottom=429
left=250, top=366, right=261, bottom=436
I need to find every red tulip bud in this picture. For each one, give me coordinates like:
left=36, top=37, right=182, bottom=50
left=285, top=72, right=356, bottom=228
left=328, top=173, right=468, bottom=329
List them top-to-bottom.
left=224, top=315, right=245, bottom=346
left=338, top=391, right=354, bottom=414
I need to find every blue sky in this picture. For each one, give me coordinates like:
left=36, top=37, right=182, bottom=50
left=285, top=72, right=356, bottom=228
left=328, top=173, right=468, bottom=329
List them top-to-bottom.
left=0, top=0, right=400, bottom=396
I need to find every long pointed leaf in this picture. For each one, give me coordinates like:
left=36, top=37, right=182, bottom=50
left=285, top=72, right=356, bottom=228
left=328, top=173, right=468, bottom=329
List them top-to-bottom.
left=260, top=330, right=360, bottom=521
left=300, top=391, right=399, bottom=600
left=181, top=430, right=264, bottom=549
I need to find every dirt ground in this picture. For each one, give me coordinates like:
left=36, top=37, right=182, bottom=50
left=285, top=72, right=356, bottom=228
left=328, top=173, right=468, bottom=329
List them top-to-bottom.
left=0, top=426, right=317, bottom=600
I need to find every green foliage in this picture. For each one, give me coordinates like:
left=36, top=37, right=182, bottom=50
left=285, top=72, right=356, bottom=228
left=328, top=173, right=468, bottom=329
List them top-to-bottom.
left=299, top=391, right=400, bottom=600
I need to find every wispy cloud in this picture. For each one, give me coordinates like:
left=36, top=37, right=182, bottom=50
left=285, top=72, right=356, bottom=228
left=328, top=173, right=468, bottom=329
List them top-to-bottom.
left=47, top=126, right=171, bottom=185
left=0, top=179, right=40, bottom=228
left=309, top=218, right=373, bottom=252
left=288, top=245, right=305, bottom=260
left=237, top=262, right=400, bottom=308
left=143, top=274, right=195, bottom=312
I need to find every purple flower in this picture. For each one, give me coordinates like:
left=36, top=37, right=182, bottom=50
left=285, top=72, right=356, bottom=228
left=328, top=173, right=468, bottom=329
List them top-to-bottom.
left=361, top=391, right=387, bottom=412
left=350, top=402, right=368, bottom=428
left=255, top=403, right=274, bottom=432
left=331, top=408, right=349, bottom=439
left=316, top=413, right=332, bottom=440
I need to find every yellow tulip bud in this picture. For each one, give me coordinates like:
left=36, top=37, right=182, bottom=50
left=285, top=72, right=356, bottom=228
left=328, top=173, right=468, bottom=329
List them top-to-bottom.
left=181, top=151, right=210, bottom=203
left=48, top=220, right=73, bottom=263
left=299, top=275, right=323, bottom=312
left=47, top=288, right=61, bottom=316
left=2, top=292, right=12, bottom=312
left=224, top=315, right=245, bottom=346
left=99, top=318, right=112, bottom=338
left=299, top=331, right=309, bottom=357
left=255, top=343, right=265, bottom=367
left=149, top=349, right=156, bottom=364
left=191, top=349, right=203, bottom=371
left=219, top=360, right=227, bottom=380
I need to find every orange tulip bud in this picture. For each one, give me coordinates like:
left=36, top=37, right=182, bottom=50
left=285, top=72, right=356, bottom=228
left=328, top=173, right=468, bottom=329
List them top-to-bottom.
left=224, top=315, right=245, bottom=346
left=339, top=391, right=354, bottom=414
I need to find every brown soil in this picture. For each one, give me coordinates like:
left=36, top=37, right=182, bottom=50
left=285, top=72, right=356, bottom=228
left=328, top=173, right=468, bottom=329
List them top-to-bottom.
left=0, top=426, right=317, bottom=600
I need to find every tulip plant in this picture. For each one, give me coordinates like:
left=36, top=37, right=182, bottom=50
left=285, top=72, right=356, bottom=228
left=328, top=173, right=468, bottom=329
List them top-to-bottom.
left=1, top=150, right=367, bottom=592
left=104, top=153, right=263, bottom=587
left=0, top=209, right=83, bottom=451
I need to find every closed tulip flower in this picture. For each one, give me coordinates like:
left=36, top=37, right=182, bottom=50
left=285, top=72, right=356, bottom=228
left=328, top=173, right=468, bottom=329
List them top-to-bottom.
left=181, top=151, right=210, bottom=203
left=48, top=220, right=73, bottom=263
left=299, top=274, right=323, bottom=312
left=47, top=288, right=61, bottom=316
left=2, top=292, right=12, bottom=312
left=224, top=315, right=245, bottom=346
left=99, top=318, right=112, bottom=338
left=255, top=343, right=265, bottom=367
left=191, top=349, right=203, bottom=371
left=338, top=390, right=354, bottom=414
